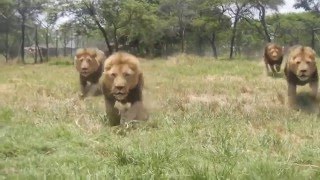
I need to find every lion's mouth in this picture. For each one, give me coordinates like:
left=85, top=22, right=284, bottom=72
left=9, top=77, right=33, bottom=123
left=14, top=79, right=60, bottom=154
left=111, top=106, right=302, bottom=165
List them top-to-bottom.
left=81, top=71, right=90, bottom=76
left=298, top=74, right=309, bottom=81
left=113, top=92, right=128, bottom=100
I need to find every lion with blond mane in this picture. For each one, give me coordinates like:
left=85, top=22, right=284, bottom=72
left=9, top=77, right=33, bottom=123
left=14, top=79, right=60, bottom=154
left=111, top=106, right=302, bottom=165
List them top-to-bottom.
left=284, top=45, right=318, bottom=107
left=74, top=48, right=106, bottom=98
left=100, top=52, right=148, bottom=125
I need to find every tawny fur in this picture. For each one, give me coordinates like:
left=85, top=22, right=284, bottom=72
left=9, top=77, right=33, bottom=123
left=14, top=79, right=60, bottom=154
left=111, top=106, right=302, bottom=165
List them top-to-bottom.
left=264, top=43, right=284, bottom=74
left=284, top=45, right=318, bottom=107
left=74, top=48, right=106, bottom=98
left=100, top=52, right=148, bottom=126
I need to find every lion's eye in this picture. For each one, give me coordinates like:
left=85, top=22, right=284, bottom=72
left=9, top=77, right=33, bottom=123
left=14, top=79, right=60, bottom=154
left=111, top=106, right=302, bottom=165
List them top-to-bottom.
left=296, top=61, right=301, bottom=64
left=306, top=61, right=311, bottom=64
left=110, top=73, right=116, bottom=78
left=123, top=73, right=131, bottom=77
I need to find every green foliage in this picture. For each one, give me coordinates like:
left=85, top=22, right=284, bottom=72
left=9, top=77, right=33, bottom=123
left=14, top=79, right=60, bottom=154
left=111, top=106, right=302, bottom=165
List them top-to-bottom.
left=1, top=0, right=319, bottom=60
left=294, top=0, right=320, bottom=13
left=268, top=12, right=320, bottom=50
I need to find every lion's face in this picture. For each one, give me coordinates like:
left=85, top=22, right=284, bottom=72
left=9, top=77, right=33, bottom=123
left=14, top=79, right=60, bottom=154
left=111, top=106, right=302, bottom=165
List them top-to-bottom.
left=267, top=45, right=282, bottom=61
left=288, top=47, right=316, bottom=81
left=75, top=50, right=99, bottom=77
left=104, top=62, right=140, bottom=101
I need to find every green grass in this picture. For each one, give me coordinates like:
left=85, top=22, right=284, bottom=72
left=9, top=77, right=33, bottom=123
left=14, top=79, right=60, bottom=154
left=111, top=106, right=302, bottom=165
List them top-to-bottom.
left=1, top=54, right=320, bottom=179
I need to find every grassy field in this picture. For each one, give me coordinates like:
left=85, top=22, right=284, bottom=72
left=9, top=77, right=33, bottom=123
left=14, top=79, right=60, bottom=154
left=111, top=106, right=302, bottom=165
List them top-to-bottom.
left=1, top=55, right=320, bottom=179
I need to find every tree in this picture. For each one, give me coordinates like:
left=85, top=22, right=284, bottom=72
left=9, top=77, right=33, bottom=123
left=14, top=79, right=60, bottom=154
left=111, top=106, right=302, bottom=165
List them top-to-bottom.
left=0, top=0, right=16, bottom=62
left=16, top=0, right=44, bottom=63
left=42, top=0, right=60, bottom=61
left=60, top=0, right=113, bottom=53
left=100, top=0, right=139, bottom=52
left=159, top=0, right=195, bottom=53
left=191, top=0, right=231, bottom=58
left=225, top=0, right=252, bottom=59
left=248, top=0, right=284, bottom=42
left=294, top=0, right=320, bottom=13
left=123, top=1, right=167, bottom=56
left=268, top=12, right=320, bottom=52
left=235, top=18, right=264, bottom=57
left=59, top=22, right=72, bottom=56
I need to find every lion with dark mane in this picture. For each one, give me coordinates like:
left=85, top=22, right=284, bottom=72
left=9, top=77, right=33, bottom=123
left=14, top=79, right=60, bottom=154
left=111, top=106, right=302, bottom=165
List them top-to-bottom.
left=264, top=43, right=284, bottom=74
left=284, top=45, right=318, bottom=107
left=74, top=48, right=106, bottom=98
left=100, top=52, right=148, bottom=126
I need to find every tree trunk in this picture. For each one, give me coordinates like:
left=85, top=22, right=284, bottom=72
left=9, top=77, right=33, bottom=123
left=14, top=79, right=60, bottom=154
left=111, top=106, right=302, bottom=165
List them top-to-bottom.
left=84, top=2, right=113, bottom=53
left=259, top=4, right=271, bottom=42
left=20, top=14, right=26, bottom=64
left=229, top=16, right=239, bottom=59
left=93, top=18, right=112, bottom=53
left=5, top=25, right=9, bottom=62
left=34, top=25, right=38, bottom=63
left=113, top=25, right=119, bottom=52
left=45, top=27, right=49, bottom=61
left=70, top=28, right=73, bottom=58
left=180, top=28, right=185, bottom=53
left=311, top=29, right=315, bottom=49
left=55, top=30, right=59, bottom=57
left=209, top=32, right=218, bottom=59
left=63, top=33, right=67, bottom=56
left=197, top=34, right=204, bottom=56
left=163, top=43, right=167, bottom=57
left=38, top=46, right=43, bottom=63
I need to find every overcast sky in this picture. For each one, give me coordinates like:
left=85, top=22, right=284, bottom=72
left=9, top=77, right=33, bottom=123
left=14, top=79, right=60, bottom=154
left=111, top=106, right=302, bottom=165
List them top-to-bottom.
left=279, top=0, right=304, bottom=13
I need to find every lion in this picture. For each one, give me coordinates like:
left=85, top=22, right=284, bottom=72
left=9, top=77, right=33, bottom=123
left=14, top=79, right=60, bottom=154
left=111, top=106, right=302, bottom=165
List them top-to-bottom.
left=264, top=43, right=284, bottom=74
left=284, top=45, right=318, bottom=107
left=75, top=48, right=106, bottom=98
left=100, top=52, right=148, bottom=126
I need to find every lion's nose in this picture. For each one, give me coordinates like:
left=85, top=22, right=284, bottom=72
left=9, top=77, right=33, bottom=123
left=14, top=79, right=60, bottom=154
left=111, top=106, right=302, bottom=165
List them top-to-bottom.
left=81, top=67, right=88, bottom=71
left=300, top=69, right=307, bottom=73
left=115, top=85, right=125, bottom=91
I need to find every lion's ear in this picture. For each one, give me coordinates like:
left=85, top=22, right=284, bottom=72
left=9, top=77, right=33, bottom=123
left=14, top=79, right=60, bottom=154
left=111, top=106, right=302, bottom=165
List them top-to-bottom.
left=308, top=49, right=316, bottom=60
left=90, top=51, right=97, bottom=59
left=74, top=56, right=79, bottom=64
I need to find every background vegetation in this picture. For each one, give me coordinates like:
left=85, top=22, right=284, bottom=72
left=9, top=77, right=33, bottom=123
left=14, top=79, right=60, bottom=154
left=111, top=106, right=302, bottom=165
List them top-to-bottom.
left=0, top=0, right=320, bottom=62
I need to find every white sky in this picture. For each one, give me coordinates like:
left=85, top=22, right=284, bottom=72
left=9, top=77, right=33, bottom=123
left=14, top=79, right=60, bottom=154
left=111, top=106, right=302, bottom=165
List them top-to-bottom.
left=279, top=0, right=304, bottom=13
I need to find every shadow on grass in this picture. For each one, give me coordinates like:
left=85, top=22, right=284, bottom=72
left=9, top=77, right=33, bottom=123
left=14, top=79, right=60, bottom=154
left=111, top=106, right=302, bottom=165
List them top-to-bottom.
left=48, top=60, right=73, bottom=66
left=267, top=72, right=284, bottom=79
left=294, top=92, right=319, bottom=114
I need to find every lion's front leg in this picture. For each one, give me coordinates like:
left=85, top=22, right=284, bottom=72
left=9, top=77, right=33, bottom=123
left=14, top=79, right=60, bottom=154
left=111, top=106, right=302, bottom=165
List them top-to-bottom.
left=264, top=59, right=270, bottom=74
left=270, top=65, right=277, bottom=74
left=79, top=77, right=90, bottom=99
left=310, top=81, right=318, bottom=99
left=287, top=83, right=297, bottom=108
left=105, top=99, right=121, bottom=126
left=118, top=101, right=149, bottom=123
